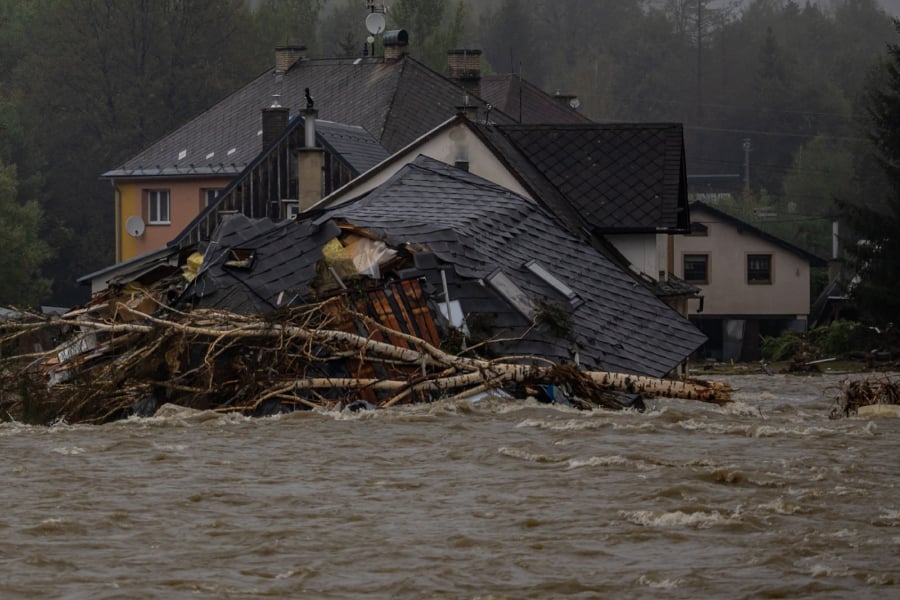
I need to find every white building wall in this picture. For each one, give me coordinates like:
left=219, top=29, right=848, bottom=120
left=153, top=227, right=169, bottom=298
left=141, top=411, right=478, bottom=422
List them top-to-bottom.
left=673, top=208, right=812, bottom=317
left=606, top=233, right=661, bottom=280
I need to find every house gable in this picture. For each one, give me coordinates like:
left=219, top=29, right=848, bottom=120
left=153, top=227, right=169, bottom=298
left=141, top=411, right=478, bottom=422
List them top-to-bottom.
left=675, top=202, right=826, bottom=318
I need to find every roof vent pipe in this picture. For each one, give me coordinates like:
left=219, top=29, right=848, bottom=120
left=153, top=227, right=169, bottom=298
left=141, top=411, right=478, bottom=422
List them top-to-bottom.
left=302, top=109, right=317, bottom=148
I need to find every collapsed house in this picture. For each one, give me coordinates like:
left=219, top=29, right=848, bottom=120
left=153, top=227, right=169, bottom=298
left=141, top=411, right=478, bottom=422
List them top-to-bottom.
left=1, top=156, right=725, bottom=423
left=186, top=156, right=705, bottom=378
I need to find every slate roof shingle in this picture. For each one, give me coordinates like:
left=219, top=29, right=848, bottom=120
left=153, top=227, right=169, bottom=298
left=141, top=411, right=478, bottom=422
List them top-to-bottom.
left=472, top=122, right=691, bottom=234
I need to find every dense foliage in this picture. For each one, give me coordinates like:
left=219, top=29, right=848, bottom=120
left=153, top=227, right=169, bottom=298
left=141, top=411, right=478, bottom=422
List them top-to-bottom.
left=0, top=0, right=897, bottom=308
left=840, top=19, right=900, bottom=326
left=0, top=162, right=51, bottom=306
left=760, top=319, right=893, bottom=362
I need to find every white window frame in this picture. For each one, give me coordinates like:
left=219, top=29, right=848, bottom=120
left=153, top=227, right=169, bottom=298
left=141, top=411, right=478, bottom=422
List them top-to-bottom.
left=147, top=189, right=170, bottom=225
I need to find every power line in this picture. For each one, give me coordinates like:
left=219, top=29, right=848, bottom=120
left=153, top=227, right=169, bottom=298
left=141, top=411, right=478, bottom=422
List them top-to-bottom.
left=684, top=124, right=867, bottom=143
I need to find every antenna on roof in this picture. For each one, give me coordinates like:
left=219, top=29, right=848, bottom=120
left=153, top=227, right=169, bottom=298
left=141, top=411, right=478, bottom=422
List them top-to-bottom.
left=365, top=1, right=386, bottom=57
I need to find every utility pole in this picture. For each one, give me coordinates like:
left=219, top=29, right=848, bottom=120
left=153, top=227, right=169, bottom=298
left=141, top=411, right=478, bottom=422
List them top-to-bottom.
left=697, top=0, right=703, bottom=123
left=742, top=138, right=752, bottom=193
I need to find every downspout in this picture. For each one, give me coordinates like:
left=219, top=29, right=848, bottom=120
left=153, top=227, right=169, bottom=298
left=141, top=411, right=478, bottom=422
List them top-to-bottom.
left=113, top=180, right=121, bottom=263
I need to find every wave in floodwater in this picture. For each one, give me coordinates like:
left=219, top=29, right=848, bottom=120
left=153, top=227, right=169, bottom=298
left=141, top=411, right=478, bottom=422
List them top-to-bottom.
left=1, top=373, right=898, bottom=599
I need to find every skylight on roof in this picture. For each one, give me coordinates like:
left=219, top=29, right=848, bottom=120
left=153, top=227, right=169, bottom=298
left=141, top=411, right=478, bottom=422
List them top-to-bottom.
left=257, top=130, right=262, bottom=136
left=227, top=148, right=236, bottom=155
left=178, top=149, right=187, bottom=160
left=206, top=152, right=215, bottom=160
left=524, top=260, right=581, bottom=305
left=485, top=269, right=533, bottom=318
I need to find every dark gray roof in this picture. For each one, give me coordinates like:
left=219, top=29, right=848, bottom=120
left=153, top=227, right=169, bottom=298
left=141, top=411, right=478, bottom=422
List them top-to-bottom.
left=104, top=55, right=516, bottom=178
left=480, top=75, right=592, bottom=124
left=317, top=120, right=389, bottom=175
left=471, top=122, right=690, bottom=234
left=316, top=155, right=705, bottom=377
left=185, top=215, right=340, bottom=314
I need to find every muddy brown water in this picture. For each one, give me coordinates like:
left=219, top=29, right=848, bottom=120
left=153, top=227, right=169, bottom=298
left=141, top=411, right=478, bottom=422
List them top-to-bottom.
left=1, top=373, right=898, bottom=599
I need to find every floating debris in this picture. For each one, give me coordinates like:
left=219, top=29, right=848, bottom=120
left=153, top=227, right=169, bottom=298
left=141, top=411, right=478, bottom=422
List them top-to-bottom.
left=1, top=297, right=731, bottom=425
left=830, top=375, right=900, bottom=418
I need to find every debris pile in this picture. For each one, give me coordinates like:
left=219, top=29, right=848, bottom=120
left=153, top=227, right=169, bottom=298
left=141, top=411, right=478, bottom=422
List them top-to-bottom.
left=0, top=295, right=731, bottom=424
left=830, top=375, right=900, bottom=418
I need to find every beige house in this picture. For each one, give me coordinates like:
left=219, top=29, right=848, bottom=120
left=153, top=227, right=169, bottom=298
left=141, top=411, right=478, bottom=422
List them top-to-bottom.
left=674, top=201, right=826, bottom=361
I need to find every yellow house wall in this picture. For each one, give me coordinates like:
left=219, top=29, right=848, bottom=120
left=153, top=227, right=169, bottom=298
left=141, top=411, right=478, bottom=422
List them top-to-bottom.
left=116, top=177, right=231, bottom=262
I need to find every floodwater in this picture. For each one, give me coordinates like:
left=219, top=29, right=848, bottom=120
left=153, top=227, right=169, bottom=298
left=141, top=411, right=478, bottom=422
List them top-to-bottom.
left=1, top=373, right=898, bottom=599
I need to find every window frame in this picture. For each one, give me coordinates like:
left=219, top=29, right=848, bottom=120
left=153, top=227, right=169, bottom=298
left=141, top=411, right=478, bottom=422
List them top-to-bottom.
left=201, top=188, right=222, bottom=209
left=145, top=189, right=171, bottom=225
left=682, top=253, right=710, bottom=285
left=747, top=253, right=773, bottom=285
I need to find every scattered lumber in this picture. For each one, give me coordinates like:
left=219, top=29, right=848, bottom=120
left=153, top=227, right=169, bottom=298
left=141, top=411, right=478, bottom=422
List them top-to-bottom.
left=1, top=299, right=732, bottom=424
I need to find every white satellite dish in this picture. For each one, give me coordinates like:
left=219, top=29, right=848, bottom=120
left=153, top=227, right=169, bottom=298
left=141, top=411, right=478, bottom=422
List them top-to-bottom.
left=365, top=12, right=386, bottom=35
left=125, top=215, right=146, bottom=238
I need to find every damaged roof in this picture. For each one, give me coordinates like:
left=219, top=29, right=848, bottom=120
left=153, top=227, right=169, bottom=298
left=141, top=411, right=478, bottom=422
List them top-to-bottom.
left=472, top=122, right=691, bottom=234
left=313, top=155, right=705, bottom=377
left=186, top=216, right=340, bottom=314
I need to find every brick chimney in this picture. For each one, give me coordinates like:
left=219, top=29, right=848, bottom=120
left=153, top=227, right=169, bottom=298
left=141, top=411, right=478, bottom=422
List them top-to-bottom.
left=383, top=30, right=409, bottom=61
left=274, top=45, right=306, bottom=73
left=447, top=49, right=482, bottom=98
left=261, top=97, right=289, bottom=148
left=297, top=107, right=324, bottom=212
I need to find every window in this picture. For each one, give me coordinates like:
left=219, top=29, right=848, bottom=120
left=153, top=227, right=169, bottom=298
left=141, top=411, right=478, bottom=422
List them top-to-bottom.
left=202, top=188, right=222, bottom=208
left=146, top=189, right=170, bottom=225
left=683, top=254, right=709, bottom=284
left=747, top=254, right=772, bottom=284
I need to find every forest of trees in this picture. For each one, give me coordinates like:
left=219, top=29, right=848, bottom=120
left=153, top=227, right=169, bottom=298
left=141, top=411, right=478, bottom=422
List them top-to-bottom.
left=0, top=0, right=898, bottom=324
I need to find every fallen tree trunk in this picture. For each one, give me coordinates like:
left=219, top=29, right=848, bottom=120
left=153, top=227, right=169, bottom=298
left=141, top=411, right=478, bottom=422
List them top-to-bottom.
left=0, top=301, right=731, bottom=424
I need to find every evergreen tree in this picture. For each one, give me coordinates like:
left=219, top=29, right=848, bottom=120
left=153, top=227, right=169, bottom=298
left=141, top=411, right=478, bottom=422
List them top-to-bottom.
left=842, top=20, right=900, bottom=325
left=0, top=162, right=51, bottom=307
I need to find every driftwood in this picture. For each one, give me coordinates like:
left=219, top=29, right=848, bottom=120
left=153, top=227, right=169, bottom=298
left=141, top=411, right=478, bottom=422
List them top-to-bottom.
left=1, top=300, right=732, bottom=424
left=830, top=375, right=900, bottom=418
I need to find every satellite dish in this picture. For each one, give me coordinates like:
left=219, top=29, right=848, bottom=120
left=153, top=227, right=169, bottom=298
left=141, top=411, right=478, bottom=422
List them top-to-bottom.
left=365, top=12, right=386, bottom=35
left=569, top=97, right=581, bottom=110
left=125, top=215, right=146, bottom=238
